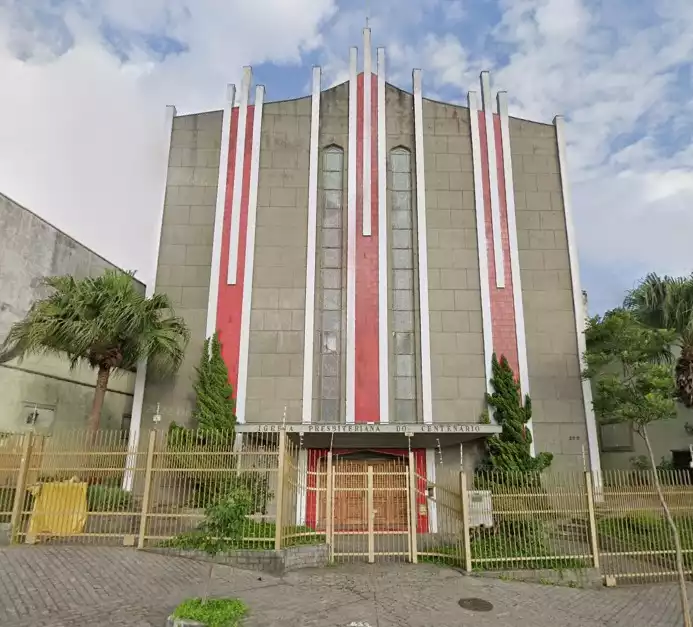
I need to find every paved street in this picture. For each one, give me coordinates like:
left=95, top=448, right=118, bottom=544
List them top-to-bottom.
left=0, top=546, right=690, bottom=626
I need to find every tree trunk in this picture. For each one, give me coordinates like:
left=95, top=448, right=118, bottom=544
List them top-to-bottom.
left=676, top=346, right=693, bottom=408
left=87, top=366, right=111, bottom=432
left=642, top=424, right=692, bottom=627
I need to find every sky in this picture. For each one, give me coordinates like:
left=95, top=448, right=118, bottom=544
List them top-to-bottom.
left=0, top=0, right=692, bottom=314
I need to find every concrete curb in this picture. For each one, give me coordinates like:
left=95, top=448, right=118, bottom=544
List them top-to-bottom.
left=146, top=543, right=329, bottom=576
left=166, top=617, right=206, bottom=626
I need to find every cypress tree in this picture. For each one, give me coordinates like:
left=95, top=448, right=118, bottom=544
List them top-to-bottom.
left=192, top=332, right=236, bottom=432
left=483, top=353, right=552, bottom=473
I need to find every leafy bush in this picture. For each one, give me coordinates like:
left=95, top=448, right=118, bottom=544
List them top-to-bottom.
left=189, top=471, right=273, bottom=511
left=86, top=484, right=133, bottom=512
left=202, top=489, right=253, bottom=538
left=172, top=598, right=247, bottom=627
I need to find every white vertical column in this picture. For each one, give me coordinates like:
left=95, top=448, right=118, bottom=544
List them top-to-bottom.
left=362, top=27, right=372, bottom=237
left=377, top=47, right=389, bottom=424
left=346, top=48, right=358, bottom=424
left=227, top=67, right=252, bottom=285
left=302, top=67, right=322, bottom=425
left=412, top=69, right=433, bottom=425
left=480, top=71, right=504, bottom=288
left=206, top=84, right=236, bottom=337
left=236, top=85, right=264, bottom=425
left=498, top=91, right=533, bottom=454
left=468, top=92, right=494, bottom=398
left=124, top=104, right=176, bottom=491
left=554, top=115, right=601, bottom=478
left=295, top=449, right=308, bottom=525
left=425, top=449, right=438, bottom=533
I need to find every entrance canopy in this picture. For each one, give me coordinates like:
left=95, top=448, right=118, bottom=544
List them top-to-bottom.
left=234, top=422, right=501, bottom=449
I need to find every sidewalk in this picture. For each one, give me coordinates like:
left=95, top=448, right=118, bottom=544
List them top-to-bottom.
left=0, top=546, right=688, bottom=626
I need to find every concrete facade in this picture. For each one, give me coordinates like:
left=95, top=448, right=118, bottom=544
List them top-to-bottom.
left=141, top=30, right=599, bottom=481
left=246, top=97, right=311, bottom=425
left=422, top=99, right=486, bottom=426
left=141, top=111, right=222, bottom=426
left=509, top=119, right=589, bottom=473
left=0, top=192, right=139, bottom=433
left=599, top=404, right=693, bottom=471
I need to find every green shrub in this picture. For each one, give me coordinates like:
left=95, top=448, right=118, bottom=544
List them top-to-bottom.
left=189, top=471, right=273, bottom=511
left=86, top=484, right=133, bottom=512
left=202, top=488, right=253, bottom=538
left=172, top=598, right=247, bottom=627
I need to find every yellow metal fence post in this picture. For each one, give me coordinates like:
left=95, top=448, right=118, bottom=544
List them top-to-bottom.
left=274, top=429, right=287, bottom=551
left=137, top=430, right=157, bottom=549
left=10, top=433, right=33, bottom=543
left=326, top=450, right=334, bottom=560
left=408, top=450, right=418, bottom=563
left=367, top=465, right=375, bottom=563
left=460, top=471, right=472, bottom=573
left=585, top=471, right=600, bottom=570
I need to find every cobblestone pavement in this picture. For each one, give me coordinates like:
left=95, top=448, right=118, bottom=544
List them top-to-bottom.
left=0, top=546, right=691, bottom=626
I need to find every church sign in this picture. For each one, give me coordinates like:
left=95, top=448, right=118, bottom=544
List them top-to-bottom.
left=234, top=423, right=499, bottom=435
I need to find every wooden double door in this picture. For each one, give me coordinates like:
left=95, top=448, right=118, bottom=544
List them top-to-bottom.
left=319, top=456, right=409, bottom=531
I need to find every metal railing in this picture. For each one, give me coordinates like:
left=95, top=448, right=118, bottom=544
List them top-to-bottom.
left=2, top=428, right=693, bottom=585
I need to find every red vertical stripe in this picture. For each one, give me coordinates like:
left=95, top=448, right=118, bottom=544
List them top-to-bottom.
left=354, top=72, right=381, bottom=423
left=217, top=107, right=255, bottom=392
left=478, top=111, right=519, bottom=376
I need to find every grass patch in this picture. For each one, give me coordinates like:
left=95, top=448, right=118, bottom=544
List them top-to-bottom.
left=597, top=513, right=693, bottom=568
left=419, top=521, right=590, bottom=572
left=160, top=523, right=325, bottom=555
left=471, top=528, right=589, bottom=571
left=418, top=544, right=465, bottom=568
left=172, top=598, right=247, bottom=627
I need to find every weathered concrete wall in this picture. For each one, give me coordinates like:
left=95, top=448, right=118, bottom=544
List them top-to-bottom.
left=246, top=97, right=311, bottom=424
left=422, top=97, right=486, bottom=424
left=142, top=111, right=222, bottom=429
left=509, top=118, right=588, bottom=473
left=0, top=192, right=138, bottom=432
left=0, top=356, right=134, bottom=433
left=600, top=404, right=693, bottom=471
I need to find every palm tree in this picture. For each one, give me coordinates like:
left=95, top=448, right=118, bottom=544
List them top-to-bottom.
left=0, top=270, right=190, bottom=431
left=625, top=272, right=693, bottom=407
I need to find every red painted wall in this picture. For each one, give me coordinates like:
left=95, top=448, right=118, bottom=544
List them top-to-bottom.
left=354, top=72, right=381, bottom=423
left=216, top=107, right=255, bottom=391
left=478, top=111, right=519, bottom=379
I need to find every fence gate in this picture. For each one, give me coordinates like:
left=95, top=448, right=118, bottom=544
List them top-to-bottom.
left=327, top=453, right=412, bottom=563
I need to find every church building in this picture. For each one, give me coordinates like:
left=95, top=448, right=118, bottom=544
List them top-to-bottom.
left=134, top=29, right=601, bottom=531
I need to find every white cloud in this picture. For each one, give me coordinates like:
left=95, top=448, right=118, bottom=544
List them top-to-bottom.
left=0, top=0, right=336, bottom=284
left=1, top=0, right=692, bottom=314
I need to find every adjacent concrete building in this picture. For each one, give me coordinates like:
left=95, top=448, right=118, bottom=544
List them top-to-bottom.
left=137, top=30, right=601, bottom=531
left=0, top=192, right=140, bottom=434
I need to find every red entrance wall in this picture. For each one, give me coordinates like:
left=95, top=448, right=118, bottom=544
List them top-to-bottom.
left=304, top=449, right=427, bottom=533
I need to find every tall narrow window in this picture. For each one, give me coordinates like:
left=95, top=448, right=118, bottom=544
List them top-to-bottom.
left=316, top=146, right=344, bottom=424
left=389, top=147, right=417, bottom=423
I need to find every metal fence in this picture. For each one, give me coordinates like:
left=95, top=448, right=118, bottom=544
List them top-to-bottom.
left=3, top=429, right=693, bottom=585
